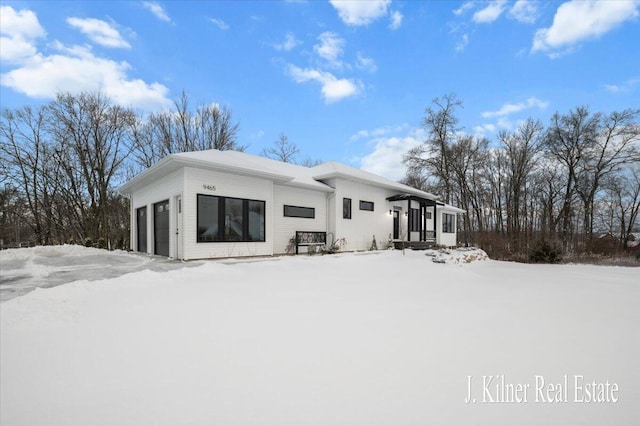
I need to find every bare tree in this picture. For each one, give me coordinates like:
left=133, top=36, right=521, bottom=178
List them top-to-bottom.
left=132, top=91, right=242, bottom=168
left=48, top=92, right=136, bottom=245
left=404, top=93, right=462, bottom=204
left=1, top=106, right=58, bottom=244
left=544, top=106, right=600, bottom=249
left=574, top=109, right=640, bottom=239
left=499, top=119, right=544, bottom=250
left=262, top=133, right=300, bottom=163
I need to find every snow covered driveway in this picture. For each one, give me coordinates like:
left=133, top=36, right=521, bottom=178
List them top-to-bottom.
left=0, top=245, right=200, bottom=302
left=1, top=248, right=638, bottom=425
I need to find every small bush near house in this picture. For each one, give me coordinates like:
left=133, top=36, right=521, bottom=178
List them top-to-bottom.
left=369, top=235, right=378, bottom=251
left=84, top=238, right=93, bottom=248
left=97, top=238, right=107, bottom=249
left=529, top=239, right=563, bottom=264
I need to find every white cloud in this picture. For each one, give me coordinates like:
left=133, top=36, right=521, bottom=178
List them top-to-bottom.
left=329, top=0, right=391, bottom=26
left=472, top=0, right=508, bottom=23
left=508, top=0, right=538, bottom=24
left=532, top=0, right=640, bottom=56
left=141, top=1, right=172, bottom=23
left=453, top=1, right=474, bottom=16
left=0, top=5, right=46, bottom=39
left=0, top=6, right=46, bottom=64
left=2, top=6, right=171, bottom=111
left=389, top=10, right=403, bottom=30
left=67, top=17, right=131, bottom=49
left=209, top=18, right=229, bottom=30
left=314, top=31, right=345, bottom=68
left=273, top=32, right=301, bottom=51
left=455, top=33, right=469, bottom=52
left=0, top=36, right=38, bottom=63
left=2, top=40, right=171, bottom=111
left=355, top=52, right=377, bottom=73
left=287, top=65, right=361, bottom=103
left=603, top=76, right=640, bottom=93
left=481, top=97, right=549, bottom=118
left=473, top=123, right=496, bottom=137
left=350, top=124, right=410, bottom=141
left=359, top=128, right=424, bottom=181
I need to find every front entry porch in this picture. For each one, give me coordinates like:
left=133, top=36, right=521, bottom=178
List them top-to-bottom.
left=387, top=193, right=443, bottom=248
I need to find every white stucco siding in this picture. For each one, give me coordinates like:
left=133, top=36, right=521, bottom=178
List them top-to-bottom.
left=183, top=167, right=274, bottom=260
left=129, top=168, right=184, bottom=257
left=331, top=179, right=396, bottom=252
left=273, top=185, right=328, bottom=254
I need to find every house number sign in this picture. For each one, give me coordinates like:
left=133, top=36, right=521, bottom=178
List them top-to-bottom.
left=202, top=184, right=216, bottom=191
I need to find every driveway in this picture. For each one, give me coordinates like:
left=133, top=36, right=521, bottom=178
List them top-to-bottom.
left=0, top=245, right=201, bottom=302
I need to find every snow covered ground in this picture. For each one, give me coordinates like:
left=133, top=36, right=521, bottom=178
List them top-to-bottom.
left=0, top=245, right=201, bottom=302
left=1, top=246, right=638, bottom=425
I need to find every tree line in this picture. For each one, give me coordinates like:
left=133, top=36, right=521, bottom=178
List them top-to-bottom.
left=2, top=90, right=638, bottom=260
left=1, top=91, right=242, bottom=248
left=404, top=94, right=640, bottom=259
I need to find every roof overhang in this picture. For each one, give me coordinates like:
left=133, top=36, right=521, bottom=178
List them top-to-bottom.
left=118, top=154, right=296, bottom=195
left=386, top=193, right=444, bottom=206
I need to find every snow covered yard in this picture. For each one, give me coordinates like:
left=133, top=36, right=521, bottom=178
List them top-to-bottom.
left=1, top=248, right=638, bottom=425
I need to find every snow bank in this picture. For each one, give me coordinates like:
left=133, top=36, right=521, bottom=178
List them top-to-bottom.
left=425, top=247, right=489, bottom=264
left=1, top=249, right=638, bottom=425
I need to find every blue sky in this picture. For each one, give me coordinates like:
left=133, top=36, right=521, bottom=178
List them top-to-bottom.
left=1, top=0, right=639, bottom=180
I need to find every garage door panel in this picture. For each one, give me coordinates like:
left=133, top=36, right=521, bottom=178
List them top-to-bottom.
left=154, top=200, right=170, bottom=257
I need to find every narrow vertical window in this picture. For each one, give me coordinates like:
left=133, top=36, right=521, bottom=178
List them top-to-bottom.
left=343, top=198, right=351, bottom=219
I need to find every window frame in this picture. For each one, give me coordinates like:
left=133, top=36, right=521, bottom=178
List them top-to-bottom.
left=197, top=194, right=266, bottom=243
left=343, top=198, right=352, bottom=219
left=359, top=200, right=374, bottom=211
left=283, top=205, right=315, bottom=219
left=409, top=208, right=420, bottom=232
left=442, top=213, right=456, bottom=234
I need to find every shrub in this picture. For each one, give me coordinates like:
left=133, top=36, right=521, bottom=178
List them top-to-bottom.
left=369, top=235, right=378, bottom=251
left=84, top=237, right=93, bottom=248
left=97, top=237, right=107, bottom=249
left=529, top=239, right=562, bottom=264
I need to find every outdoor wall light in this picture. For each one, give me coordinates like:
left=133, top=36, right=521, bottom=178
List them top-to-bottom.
left=389, top=210, right=392, bottom=215
left=404, top=211, right=408, bottom=216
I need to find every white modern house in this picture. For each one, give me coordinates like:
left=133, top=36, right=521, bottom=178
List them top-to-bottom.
left=118, top=149, right=465, bottom=260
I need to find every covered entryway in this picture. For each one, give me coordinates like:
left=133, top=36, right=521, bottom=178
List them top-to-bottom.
left=387, top=194, right=441, bottom=248
left=154, top=200, right=170, bottom=257
left=136, top=206, right=147, bottom=253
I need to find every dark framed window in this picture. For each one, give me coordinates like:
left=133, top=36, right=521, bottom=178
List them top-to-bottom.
left=197, top=194, right=265, bottom=243
left=343, top=198, right=352, bottom=219
left=359, top=200, right=374, bottom=211
left=284, top=205, right=315, bottom=219
left=410, top=208, right=420, bottom=232
left=443, top=213, right=455, bottom=233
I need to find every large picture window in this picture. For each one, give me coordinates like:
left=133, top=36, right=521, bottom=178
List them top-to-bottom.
left=197, top=194, right=265, bottom=242
left=343, top=198, right=351, bottom=219
left=359, top=200, right=374, bottom=211
left=284, top=205, right=315, bottom=219
left=442, top=213, right=455, bottom=234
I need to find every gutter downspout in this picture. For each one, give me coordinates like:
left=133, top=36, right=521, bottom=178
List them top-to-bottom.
left=326, top=190, right=336, bottom=244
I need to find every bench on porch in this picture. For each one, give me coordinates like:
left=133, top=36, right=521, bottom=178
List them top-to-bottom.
left=295, top=231, right=327, bottom=254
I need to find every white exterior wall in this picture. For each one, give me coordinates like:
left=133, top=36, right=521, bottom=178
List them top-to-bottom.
left=182, top=167, right=274, bottom=260
left=130, top=168, right=184, bottom=257
left=330, top=178, right=396, bottom=251
left=273, top=185, right=328, bottom=254
left=436, top=207, right=458, bottom=247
